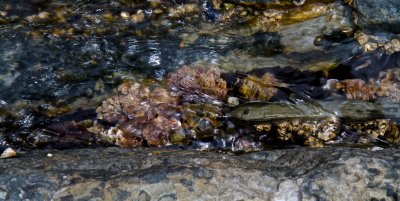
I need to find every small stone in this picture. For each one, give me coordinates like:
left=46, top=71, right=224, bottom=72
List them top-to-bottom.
left=293, top=0, right=305, bottom=6
left=153, top=9, right=164, bottom=15
left=131, top=10, right=145, bottom=23
left=0, top=11, right=7, bottom=17
left=38, top=11, right=50, bottom=19
left=120, top=11, right=130, bottom=19
left=357, top=35, right=369, bottom=45
left=391, top=39, right=400, bottom=52
left=95, top=79, right=105, bottom=92
left=227, top=96, right=239, bottom=107
left=370, top=146, right=384, bottom=151
left=0, top=148, right=17, bottom=159
left=47, top=153, right=53, bottom=157
left=0, top=188, right=7, bottom=200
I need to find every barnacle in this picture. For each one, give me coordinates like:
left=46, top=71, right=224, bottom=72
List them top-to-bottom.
left=354, top=31, right=400, bottom=54
left=167, top=66, right=227, bottom=104
left=96, top=82, right=149, bottom=123
left=250, top=114, right=339, bottom=148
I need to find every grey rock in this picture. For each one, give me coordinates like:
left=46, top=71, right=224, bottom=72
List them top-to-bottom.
left=219, top=0, right=356, bottom=72
left=228, top=0, right=303, bottom=6
left=353, top=0, right=400, bottom=33
left=279, top=1, right=354, bottom=53
left=230, top=98, right=400, bottom=123
left=229, top=101, right=335, bottom=123
left=0, top=147, right=399, bottom=200
left=273, top=180, right=300, bottom=201
left=0, top=187, right=8, bottom=200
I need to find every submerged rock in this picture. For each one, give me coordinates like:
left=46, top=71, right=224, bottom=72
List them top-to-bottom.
left=0, top=147, right=398, bottom=200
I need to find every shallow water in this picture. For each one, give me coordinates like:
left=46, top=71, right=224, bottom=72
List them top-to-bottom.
left=0, top=0, right=399, bottom=151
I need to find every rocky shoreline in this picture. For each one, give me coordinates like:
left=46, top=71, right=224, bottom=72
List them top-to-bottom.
left=1, top=0, right=400, bottom=200
left=0, top=147, right=399, bottom=200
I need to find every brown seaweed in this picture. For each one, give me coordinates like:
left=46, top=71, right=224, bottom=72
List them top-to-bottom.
left=167, top=66, right=227, bottom=104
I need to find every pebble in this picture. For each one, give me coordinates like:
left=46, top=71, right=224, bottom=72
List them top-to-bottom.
left=293, top=0, right=306, bottom=6
left=131, top=10, right=145, bottom=23
left=0, top=11, right=7, bottom=17
left=120, top=11, right=130, bottom=19
left=38, top=12, right=50, bottom=19
left=227, top=96, right=239, bottom=107
left=370, top=146, right=384, bottom=151
left=0, top=148, right=17, bottom=159
left=0, top=188, right=7, bottom=200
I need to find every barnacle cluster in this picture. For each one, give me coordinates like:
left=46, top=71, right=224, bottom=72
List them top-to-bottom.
left=355, top=31, right=400, bottom=54
left=89, top=66, right=227, bottom=148
left=167, top=66, right=227, bottom=104
left=334, top=69, right=400, bottom=102
left=90, top=81, right=182, bottom=147
left=251, top=116, right=339, bottom=148
left=275, top=117, right=339, bottom=147
left=344, top=119, right=400, bottom=145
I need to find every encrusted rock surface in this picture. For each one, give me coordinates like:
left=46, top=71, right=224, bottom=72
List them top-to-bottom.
left=0, top=147, right=399, bottom=200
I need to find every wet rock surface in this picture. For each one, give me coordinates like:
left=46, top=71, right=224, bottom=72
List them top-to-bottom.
left=0, top=0, right=360, bottom=148
left=352, top=0, right=400, bottom=33
left=0, top=1, right=400, bottom=199
left=0, top=147, right=399, bottom=200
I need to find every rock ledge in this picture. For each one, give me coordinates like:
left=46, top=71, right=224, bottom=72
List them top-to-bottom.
left=0, top=147, right=399, bottom=200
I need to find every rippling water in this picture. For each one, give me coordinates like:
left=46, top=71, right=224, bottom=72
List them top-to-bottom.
left=0, top=0, right=399, bottom=151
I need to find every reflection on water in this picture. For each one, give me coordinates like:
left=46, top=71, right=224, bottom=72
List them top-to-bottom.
left=0, top=0, right=399, bottom=151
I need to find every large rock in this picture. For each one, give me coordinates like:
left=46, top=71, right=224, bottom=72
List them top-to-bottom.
left=353, top=0, right=400, bottom=33
left=0, top=147, right=399, bottom=200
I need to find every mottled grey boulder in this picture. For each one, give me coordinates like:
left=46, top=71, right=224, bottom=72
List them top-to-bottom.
left=226, top=0, right=301, bottom=6
left=353, top=0, right=400, bottom=33
left=0, top=147, right=399, bottom=200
